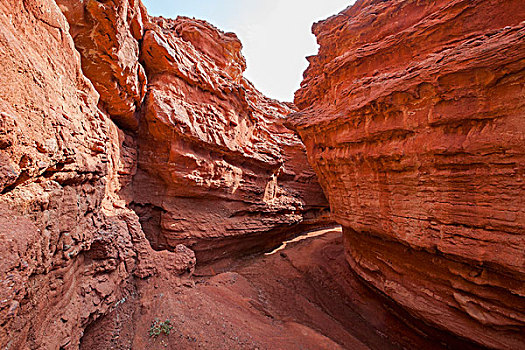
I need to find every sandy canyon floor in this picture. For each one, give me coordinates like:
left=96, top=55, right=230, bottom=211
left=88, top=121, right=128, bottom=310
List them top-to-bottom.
left=80, top=228, right=484, bottom=349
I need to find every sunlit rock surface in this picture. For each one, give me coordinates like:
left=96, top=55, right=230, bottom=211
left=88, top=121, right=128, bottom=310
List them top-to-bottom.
left=0, top=0, right=328, bottom=347
left=56, top=0, right=148, bottom=130
left=290, top=0, right=525, bottom=348
left=0, top=1, right=194, bottom=348
left=130, top=16, right=329, bottom=263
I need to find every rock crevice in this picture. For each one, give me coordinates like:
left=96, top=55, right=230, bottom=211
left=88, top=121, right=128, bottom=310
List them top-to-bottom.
left=1, top=0, right=523, bottom=348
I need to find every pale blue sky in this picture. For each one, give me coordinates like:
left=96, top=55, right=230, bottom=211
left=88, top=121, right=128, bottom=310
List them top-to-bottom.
left=141, top=0, right=354, bottom=102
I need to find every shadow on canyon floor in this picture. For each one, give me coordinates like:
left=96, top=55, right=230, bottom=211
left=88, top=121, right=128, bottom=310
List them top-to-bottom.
left=80, top=228, right=485, bottom=349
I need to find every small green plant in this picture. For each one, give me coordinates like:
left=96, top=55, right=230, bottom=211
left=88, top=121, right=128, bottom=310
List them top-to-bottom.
left=149, top=318, right=173, bottom=338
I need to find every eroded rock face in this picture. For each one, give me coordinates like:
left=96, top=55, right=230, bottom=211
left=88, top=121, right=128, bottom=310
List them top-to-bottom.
left=0, top=0, right=328, bottom=347
left=56, top=0, right=148, bottom=130
left=290, top=0, right=525, bottom=348
left=0, top=1, right=193, bottom=348
left=54, top=2, right=329, bottom=264
left=130, top=16, right=329, bottom=263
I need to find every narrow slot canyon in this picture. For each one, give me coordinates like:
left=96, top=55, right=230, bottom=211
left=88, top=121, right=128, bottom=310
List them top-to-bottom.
left=0, top=0, right=523, bottom=349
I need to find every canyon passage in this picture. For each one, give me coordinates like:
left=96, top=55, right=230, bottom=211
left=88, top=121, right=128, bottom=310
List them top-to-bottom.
left=0, top=0, right=523, bottom=349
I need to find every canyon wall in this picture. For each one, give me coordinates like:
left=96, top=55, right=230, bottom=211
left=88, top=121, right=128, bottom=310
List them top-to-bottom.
left=0, top=0, right=327, bottom=348
left=0, top=0, right=195, bottom=348
left=58, top=0, right=329, bottom=263
left=290, top=0, right=525, bottom=348
left=132, top=16, right=329, bottom=262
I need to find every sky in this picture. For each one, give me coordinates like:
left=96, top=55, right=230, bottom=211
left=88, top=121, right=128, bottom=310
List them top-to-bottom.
left=141, top=0, right=355, bottom=102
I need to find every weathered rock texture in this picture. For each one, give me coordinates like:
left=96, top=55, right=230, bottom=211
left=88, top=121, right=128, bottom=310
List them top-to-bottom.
left=0, top=0, right=328, bottom=348
left=56, top=0, right=148, bottom=130
left=56, top=0, right=330, bottom=264
left=290, top=0, right=525, bottom=348
left=0, top=1, right=197, bottom=348
left=130, top=16, right=329, bottom=263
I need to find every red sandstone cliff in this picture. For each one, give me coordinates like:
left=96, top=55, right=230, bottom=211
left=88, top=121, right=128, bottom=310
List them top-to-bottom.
left=0, top=0, right=328, bottom=348
left=3, top=0, right=524, bottom=348
left=57, top=0, right=329, bottom=263
left=57, top=0, right=148, bottom=130
left=290, top=0, right=525, bottom=348
left=0, top=1, right=195, bottom=348
left=132, top=16, right=329, bottom=262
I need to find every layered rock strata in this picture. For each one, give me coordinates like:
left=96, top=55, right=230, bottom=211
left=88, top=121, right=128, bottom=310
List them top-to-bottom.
left=0, top=0, right=328, bottom=347
left=56, top=0, right=329, bottom=263
left=290, top=0, right=525, bottom=348
left=130, top=16, right=329, bottom=263
left=79, top=229, right=483, bottom=350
